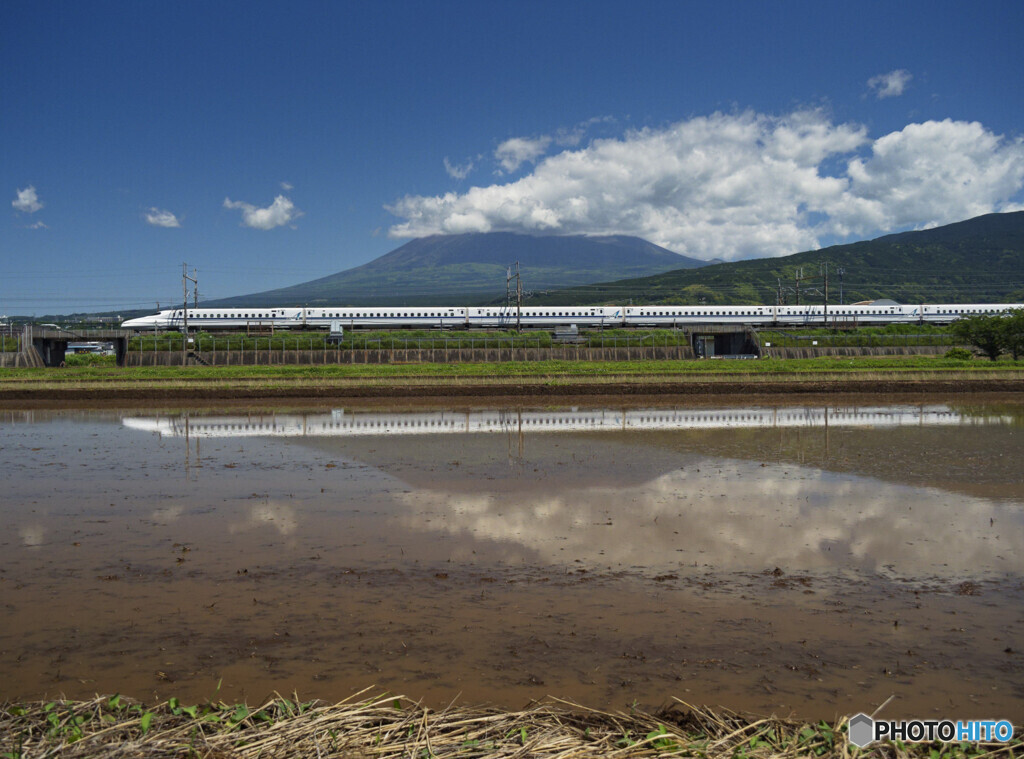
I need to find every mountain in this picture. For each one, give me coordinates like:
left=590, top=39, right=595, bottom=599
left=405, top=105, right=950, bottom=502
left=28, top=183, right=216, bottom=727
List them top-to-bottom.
left=528, top=211, right=1024, bottom=306
left=206, top=233, right=706, bottom=307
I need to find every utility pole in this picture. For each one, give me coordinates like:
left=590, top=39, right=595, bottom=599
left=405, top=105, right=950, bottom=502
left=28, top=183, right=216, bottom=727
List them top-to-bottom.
left=515, top=261, right=522, bottom=332
left=504, top=262, right=523, bottom=330
left=822, top=262, right=829, bottom=325
left=182, top=263, right=197, bottom=363
left=837, top=267, right=846, bottom=305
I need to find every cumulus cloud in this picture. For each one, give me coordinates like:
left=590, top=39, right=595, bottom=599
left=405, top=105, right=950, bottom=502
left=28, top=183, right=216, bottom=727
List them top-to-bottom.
left=868, top=69, right=912, bottom=99
left=387, top=110, right=1024, bottom=260
left=830, top=119, right=1024, bottom=235
left=495, top=136, right=552, bottom=172
left=444, top=156, right=474, bottom=180
left=280, top=181, right=294, bottom=191
left=12, top=185, right=43, bottom=213
left=223, top=194, right=302, bottom=230
left=144, top=207, right=181, bottom=228
left=27, top=220, right=48, bottom=230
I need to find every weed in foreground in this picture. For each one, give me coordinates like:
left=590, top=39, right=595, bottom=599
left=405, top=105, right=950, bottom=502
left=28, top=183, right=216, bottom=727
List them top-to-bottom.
left=1, top=692, right=1020, bottom=759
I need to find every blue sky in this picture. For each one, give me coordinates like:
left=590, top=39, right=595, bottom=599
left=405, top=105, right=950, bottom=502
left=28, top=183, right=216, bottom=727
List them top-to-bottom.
left=3, top=1, right=1023, bottom=314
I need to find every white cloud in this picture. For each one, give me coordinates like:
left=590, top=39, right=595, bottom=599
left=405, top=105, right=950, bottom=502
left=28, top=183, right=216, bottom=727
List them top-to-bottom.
left=868, top=69, right=912, bottom=99
left=387, top=110, right=1024, bottom=261
left=553, top=115, right=615, bottom=147
left=829, top=119, right=1024, bottom=236
left=495, top=136, right=552, bottom=172
left=444, top=156, right=474, bottom=180
left=281, top=181, right=294, bottom=191
left=12, top=185, right=43, bottom=213
left=223, top=194, right=302, bottom=230
left=144, top=207, right=181, bottom=228
left=27, top=220, right=48, bottom=230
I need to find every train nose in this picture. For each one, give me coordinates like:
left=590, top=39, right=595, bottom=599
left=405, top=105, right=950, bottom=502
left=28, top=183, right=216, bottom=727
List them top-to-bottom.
left=121, top=316, right=158, bottom=329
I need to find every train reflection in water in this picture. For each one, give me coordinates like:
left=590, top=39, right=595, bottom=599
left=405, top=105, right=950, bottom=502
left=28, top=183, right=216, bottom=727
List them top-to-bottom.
left=122, top=405, right=1011, bottom=439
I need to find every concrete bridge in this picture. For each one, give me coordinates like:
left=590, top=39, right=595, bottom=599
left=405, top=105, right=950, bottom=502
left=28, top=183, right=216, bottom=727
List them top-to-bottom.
left=5, top=326, right=132, bottom=367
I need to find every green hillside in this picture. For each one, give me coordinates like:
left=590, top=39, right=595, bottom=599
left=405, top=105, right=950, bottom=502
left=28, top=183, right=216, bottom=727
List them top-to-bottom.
left=527, top=212, right=1024, bottom=306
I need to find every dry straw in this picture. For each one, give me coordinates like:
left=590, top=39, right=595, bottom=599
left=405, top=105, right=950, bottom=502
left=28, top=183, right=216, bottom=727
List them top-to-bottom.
left=1, top=689, right=1019, bottom=758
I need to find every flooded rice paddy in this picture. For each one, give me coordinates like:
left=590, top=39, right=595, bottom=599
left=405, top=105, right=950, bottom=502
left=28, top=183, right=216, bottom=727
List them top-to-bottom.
left=1, top=397, right=1022, bottom=720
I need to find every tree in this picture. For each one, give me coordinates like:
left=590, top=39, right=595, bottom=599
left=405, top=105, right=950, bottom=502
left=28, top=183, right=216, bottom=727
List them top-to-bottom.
left=1000, top=308, right=1024, bottom=361
left=951, top=314, right=1004, bottom=361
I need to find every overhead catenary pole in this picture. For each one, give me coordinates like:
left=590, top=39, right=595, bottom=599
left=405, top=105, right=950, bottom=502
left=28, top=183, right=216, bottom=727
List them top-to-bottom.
left=515, top=261, right=522, bottom=332
left=822, top=262, right=829, bottom=325
left=182, top=263, right=197, bottom=363
left=182, top=263, right=188, bottom=362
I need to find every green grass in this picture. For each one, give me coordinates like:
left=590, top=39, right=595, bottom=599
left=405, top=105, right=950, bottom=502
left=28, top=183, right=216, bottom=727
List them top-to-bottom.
left=758, top=323, right=957, bottom=348
left=127, top=325, right=961, bottom=352
left=62, top=354, right=116, bottom=367
left=2, top=355, right=1022, bottom=387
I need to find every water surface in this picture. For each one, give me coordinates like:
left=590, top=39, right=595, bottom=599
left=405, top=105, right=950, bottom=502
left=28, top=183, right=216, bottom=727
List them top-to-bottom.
left=2, top=399, right=1022, bottom=718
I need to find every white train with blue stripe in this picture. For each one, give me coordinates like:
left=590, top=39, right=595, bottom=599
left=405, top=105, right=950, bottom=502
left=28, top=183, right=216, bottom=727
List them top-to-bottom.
left=121, top=303, right=1022, bottom=331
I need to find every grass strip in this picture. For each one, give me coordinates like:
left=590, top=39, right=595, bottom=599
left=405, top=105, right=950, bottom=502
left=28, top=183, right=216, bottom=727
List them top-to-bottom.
left=3, top=356, right=1024, bottom=383
left=2, top=359, right=1022, bottom=400
left=2, top=693, right=1019, bottom=759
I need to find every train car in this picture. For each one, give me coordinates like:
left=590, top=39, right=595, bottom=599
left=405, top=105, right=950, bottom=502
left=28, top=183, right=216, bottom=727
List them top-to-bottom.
left=919, top=303, right=1017, bottom=323
left=625, top=305, right=778, bottom=327
left=122, top=306, right=469, bottom=331
left=301, top=306, right=468, bottom=329
left=468, top=306, right=623, bottom=329
left=122, top=307, right=301, bottom=330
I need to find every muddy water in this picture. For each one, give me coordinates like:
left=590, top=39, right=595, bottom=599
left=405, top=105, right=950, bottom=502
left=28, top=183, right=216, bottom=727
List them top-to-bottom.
left=1, top=399, right=1022, bottom=720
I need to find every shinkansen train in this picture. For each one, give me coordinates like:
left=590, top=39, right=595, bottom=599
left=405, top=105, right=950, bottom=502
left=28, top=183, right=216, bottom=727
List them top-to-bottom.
left=120, top=303, right=1022, bottom=331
